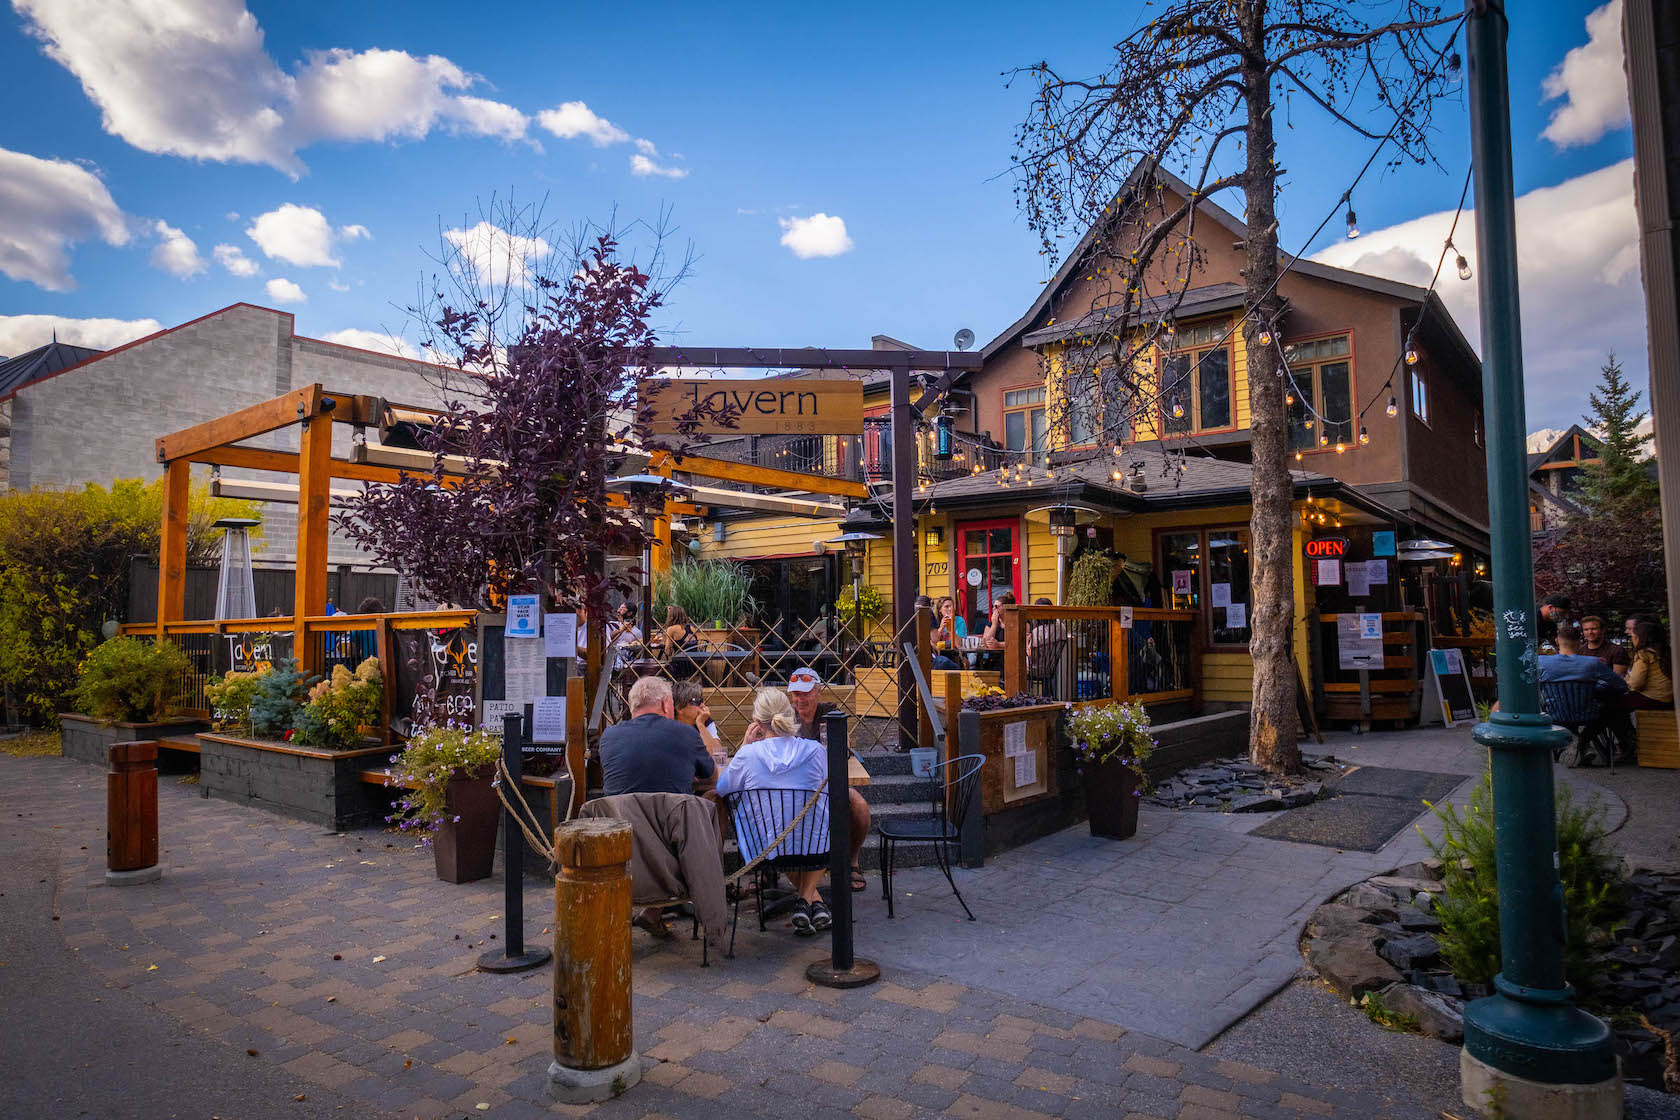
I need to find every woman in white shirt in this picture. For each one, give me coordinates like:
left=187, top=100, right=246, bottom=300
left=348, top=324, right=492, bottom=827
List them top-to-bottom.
left=715, top=689, right=831, bottom=935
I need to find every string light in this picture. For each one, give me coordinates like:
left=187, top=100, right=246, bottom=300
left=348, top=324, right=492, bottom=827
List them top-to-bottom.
left=1344, top=194, right=1359, bottom=239
left=1456, top=252, right=1472, bottom=281
left=1257, top=324, right=1273, bottom=346
left=1405, top=347, right=1419, bottom=366
left=1386, top=395, right=1398, bottom=418
left=1171, top=397, right=1185, bottom=419
left=1303, top=415, right=1314, bottom=430
left=1358, top=425, right=1370, bottom=446
left=1318, top=434, right=1328, bottom=447
left=1335, top=441, right=1345, bottom=454
left=1112, top=444, right=1123, bottom=456
left=1295, top=451, right=1303, bottom=462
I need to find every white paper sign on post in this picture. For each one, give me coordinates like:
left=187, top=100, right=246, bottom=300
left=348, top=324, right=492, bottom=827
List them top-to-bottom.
left=1315, top=557, right=1342, bottom=586
left=1367, top=559, right=1389, bottom=584
left=1347, top=562, right=1371, bottom=598
left=1172, top=569, right=1194, bottom=595
left=1210, top=582, right=1232, bottom=608
left=506, top=595, right=541, bottom=638
left=1226, top=602, right=1246, bottom=629
left=1119, top=606, right=1134, bottom=630
left=544, top=613, right=577, bottom=659
left=1359, top=613, right=1384, bottom=640
left=503, top=638, right=547, bottom=705
left=532, top=696, right=567, bottom=744
left=480, top=699, right=522, bottom=733
left=1003, top=721, right=1026, bottom=757
left=1014, top=750, right=1037, bottom=788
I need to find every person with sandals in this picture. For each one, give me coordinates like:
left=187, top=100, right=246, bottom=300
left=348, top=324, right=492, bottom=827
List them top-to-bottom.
left=785, top=668, right=871, bottom=894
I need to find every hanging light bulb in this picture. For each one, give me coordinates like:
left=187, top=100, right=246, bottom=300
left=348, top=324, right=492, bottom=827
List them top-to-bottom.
left=1446, top=51, right=1463, bottom=81
left=1345, top=199, right=1359, bottom=239
left=1456, top=253, right=1472, bottom=281
left=1163, top=319, right=1176, bottom=338
left=1258, top=324, right=1273, bottom=346
left=1405, top=346, right=1419, bottom=366
left=1286, top=391, right=1295, bottom=406
left=1386, top=395, right=1398, bottom=418
left=1172, top=397, right=1185, bottom=419
left=1304, top=415, right=1314, bottom=430
left=1358, top=425, right=1370, bottom=446
left=1318, top=433, right=1328, bottom=447
left=1335, top=441, right=1346, bottom=454
left=1112, top=444, right=1123, bottom=456
left=1295, top=451, right=1303, bottom=462
left=1112, top=469, right=1123, bottom=481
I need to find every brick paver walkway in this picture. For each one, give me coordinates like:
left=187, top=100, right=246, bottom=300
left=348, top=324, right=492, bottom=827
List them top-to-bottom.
left=6, top=751, right=1457, bottom=1118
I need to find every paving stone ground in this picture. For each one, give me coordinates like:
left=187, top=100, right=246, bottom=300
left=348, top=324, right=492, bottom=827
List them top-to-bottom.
left=1, top=746, right=1474, bottom=1120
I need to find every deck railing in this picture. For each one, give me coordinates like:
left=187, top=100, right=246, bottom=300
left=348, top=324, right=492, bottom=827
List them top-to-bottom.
left=1002, top=606, right=1200, bottom=709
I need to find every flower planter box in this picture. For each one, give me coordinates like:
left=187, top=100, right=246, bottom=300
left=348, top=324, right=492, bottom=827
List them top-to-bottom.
left=954, top=703, right=1080, bottom=860
left=59, top=713, right=207, bottom=767
left=197, top=733, right=390, bottom=830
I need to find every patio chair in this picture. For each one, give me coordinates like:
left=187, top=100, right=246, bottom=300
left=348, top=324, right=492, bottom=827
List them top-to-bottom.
left=1025, top=629, right=1068, bottom=699
left=1539, top=679, right=1619, bottom=769
left=878, top=754, right=985, bottom=922
left=723, top=787, right=830, bottom=956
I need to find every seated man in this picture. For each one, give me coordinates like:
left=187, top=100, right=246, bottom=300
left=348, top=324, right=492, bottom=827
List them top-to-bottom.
left=1541, top=625, right=1629, bottom=757
left=787, top=668, right=870, bottom=893
left=599, top=676, right=715, bottom=796
left=717, top=688, right=832, bottom=935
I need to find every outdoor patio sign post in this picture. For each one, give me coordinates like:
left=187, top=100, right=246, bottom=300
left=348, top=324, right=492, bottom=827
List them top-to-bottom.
left=1459, top=1, right=1618, bottom=1113
left=807, top=709, right=880, bottom=988
left=479, top=712, right=552, bottom=974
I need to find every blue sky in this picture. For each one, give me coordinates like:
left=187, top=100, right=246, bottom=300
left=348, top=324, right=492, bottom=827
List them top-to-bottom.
left=0, top=0, right=1638, bottom=429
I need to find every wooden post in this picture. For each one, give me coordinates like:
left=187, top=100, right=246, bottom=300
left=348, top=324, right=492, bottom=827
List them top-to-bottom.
left=294, top=411, right=333, bottom=675
left=156, top=460, right=191, bottom=635
left=916, top=603, right=934, bottom=752
left=1004, top=606, right=1027, bottom=696
left=1110, top=617, right=1128, bottom=703
left=375, top=618, right=394, bottom=745
left=941, top=671, right=963, bottom=764
left=565, top=676, right=586, bottom=819
left=107, top=742, right=160, bottom=885
left=548, top=817, right=641, bottom=1103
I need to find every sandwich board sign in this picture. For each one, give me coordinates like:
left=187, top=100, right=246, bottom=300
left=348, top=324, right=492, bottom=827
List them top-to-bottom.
left=1425, top=647, right=1477, bottom=726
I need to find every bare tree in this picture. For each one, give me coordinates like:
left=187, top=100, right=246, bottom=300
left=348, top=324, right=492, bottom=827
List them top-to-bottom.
left=1013, top=0, right=1458, bottom=772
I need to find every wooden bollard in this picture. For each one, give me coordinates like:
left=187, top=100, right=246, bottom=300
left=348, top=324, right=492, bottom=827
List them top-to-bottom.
left=107, top=741, right=161, bottom=886
left=547, top=817, right=641, bottom=1103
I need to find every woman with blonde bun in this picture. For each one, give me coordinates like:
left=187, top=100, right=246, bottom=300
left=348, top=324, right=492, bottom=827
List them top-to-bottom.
left=716, top=689, right=831, bottom=935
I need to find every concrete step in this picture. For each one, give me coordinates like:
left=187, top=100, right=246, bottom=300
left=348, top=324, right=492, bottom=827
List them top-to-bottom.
left=860, top=773, right=938, bottom=805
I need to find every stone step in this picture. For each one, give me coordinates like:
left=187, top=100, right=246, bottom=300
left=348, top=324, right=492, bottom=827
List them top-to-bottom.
left=860, top=773, right=938, bottom=805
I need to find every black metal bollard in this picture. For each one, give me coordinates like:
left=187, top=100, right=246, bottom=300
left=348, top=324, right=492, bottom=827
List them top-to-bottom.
left=807, top=709, right=880, bottom=988
left=479, top=711, right=553, bottom=974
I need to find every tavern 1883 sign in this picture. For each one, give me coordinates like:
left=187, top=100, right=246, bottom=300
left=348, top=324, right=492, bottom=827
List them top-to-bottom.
left=639, top=377, right=865, bottom=436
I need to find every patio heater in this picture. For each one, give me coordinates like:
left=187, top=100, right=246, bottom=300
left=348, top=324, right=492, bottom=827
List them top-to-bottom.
left=610, top=474, right=692, bottom=640
left=1027, top=503, right=1101, bottom=603
left=212, top=517, right=261, bottom=620
left=826, top=531, right=883, bottom=644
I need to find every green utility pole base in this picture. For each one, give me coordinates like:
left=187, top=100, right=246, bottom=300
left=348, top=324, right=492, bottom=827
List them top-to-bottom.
left=1461, top=1045, right=1620, bottom=1120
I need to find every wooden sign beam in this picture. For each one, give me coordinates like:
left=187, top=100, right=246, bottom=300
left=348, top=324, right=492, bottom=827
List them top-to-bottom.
left=645, top=347, right=983, bottom=372
left=640, top=377, right=865, bottom=436
left=156, top=385, right=324, bottom=464
left=659, top=452, right=868, bottom=499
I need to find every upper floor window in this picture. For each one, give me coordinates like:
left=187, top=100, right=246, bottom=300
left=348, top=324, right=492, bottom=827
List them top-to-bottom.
left=1159, top=320, right=1232, bottom=435
left=1286, top=335, right=1352, bottom=450
left=1410, top=368, right=1430, bottom=426
left=1003, top=385, right=1047, bottom=458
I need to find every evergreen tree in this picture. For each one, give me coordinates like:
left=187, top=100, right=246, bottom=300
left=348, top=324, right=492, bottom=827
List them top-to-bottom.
left=1582, top=352, right=1657, bottom=513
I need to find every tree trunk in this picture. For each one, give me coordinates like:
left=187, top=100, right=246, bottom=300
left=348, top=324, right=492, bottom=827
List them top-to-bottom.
left=1241, top=2, right=1303, bottom=774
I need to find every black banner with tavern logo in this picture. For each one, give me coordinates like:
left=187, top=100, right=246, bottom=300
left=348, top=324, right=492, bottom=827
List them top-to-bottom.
left=392, top=627, right=478, bottom=734
left=222, top=630, right=293, bottom=675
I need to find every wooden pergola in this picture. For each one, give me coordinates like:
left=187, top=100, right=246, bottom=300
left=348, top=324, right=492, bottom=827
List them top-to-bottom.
left=151, top=382, right=870, bottom=672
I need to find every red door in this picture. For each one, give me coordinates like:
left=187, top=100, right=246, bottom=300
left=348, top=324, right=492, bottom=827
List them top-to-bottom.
left=957, top=518, right=1020, bottom=633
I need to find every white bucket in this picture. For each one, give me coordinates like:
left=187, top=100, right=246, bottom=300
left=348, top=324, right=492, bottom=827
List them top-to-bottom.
left=909, top=747, right=938, bottom=779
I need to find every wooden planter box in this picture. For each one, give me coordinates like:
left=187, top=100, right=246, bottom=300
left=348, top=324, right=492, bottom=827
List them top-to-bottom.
left=954, top=702, right=1080, bottom=859
left=59, top=714, right=207, bottom=767
left=198, top=733, right=390, bottom=829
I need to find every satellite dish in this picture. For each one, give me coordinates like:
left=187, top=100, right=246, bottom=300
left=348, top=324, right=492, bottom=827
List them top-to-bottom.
left=953, top=328, right=975, bottom=352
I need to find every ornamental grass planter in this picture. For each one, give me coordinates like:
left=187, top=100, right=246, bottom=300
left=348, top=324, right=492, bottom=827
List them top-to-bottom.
left=1082, top=755, right=1140, bottom=840
left=432, top=769, right=501, bottom=884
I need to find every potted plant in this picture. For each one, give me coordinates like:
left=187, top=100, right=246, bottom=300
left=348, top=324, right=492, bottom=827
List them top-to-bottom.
left=654, top=560, right=761, bottom=645
left=62, top=637, right=207, bottom=765
left=291, top=658, right=383, bottom=750
left=1067, top=702, right=1156, bottom=840
left=386, top=723, right=505, bottom=883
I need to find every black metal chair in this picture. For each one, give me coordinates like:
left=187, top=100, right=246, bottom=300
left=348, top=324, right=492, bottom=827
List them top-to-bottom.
left=1539, top=679, right=1619, bottom=769
left=878, top=754, right=985, bottom=921
left=723, top=787, right=830, bottom=955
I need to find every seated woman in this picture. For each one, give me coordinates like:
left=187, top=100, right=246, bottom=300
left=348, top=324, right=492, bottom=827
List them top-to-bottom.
left=931, top=595, right=967, bottom=671
left=1626, top=621, right=1674, bottom=710
left=672, top=680, right=728, bottom=768
left=714, top=689, right=832, bottom=936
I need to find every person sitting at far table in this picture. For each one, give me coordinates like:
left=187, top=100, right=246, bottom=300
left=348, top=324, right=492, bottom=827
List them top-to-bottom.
left=931, top=595, right=966, bottom=671
left=1579, top=615, right=1630, bottom=676
left=1625, top=621, right=1673, bottom=710
left=1539, top=626, right=1628, bottom=695
left=786, top=668, right=870, bottom=893
left=673, top=680, right=728, bottom=772
left=717, top=689, right=833, bottom=935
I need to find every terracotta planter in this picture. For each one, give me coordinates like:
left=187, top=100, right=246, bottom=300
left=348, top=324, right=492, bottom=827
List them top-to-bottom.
left=1082, top=755, right=1139, bottom=840
left=432, top=769, right=501, bottom=884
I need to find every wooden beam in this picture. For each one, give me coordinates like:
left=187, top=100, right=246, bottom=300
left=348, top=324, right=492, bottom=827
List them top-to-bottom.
left=646, top=346, right=982, bottom=372
left=156, top=385, right=325, bottom=464
left=294, top=413, right=333, bottom=674
left=189, top=444, right=433, bottom=486
left=664, top=452, right=868, bottom=499
left=652, top=457, right=673, bottom=577
left=156, top=459, right=191, bottom=634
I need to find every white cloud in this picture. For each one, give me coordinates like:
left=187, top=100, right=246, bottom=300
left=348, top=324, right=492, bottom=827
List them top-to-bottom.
left=13, top=0, right=528, bottom=175
left=1542, top=0, right=1631, bottom=148
left=536, top=101, right=629, bottom=146
left=634, top=138, right=658, bottom=156
left=0, top=146, right=131, bottom=291
left=630, top=153, right=688, bottom=179
left=1311, top=159, right=1643, bottom=427
left=245, top=204, right=364, bottom=268
left=778, top=213, right=853, bottom=259
left=149, top=220, right=205, bottom=278
left=442, top=220, right=551, bottom=288
left=213, top=242, right=259, bottom=276
left=265, top=277, right=305, bottom=304
left=328, top=277, right=349, bottom=292
left=0, top=313, right=161, bottom=357
left=318, top=327, right=420, bottom=359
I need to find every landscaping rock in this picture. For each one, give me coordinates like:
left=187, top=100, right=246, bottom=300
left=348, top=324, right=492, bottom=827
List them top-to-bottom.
left=1229, top=793, right=1287, bottom=813
left=1390, top=859, right=1444, bottom=882
left=1368, top=875, right=1441, bottom=897
left=1340, top=884, right=1402, bottom=919
left=1305, top=904, right=1384, bottom=944
left=1394, top=904, right=1442, bottom=932
left=1378, top=933, right=1441, bottom=971
left=1306, top=938, right=1401, bottom=999
left=1413, top=971, right=1463, bottom=999
left=1379, top=983, right=1465, bottom=1043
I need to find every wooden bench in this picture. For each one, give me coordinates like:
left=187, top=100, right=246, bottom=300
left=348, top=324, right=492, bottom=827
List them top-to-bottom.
left=1637, top=710, right=1680, bottom=769
left=156, top=736, right=201, bottom=755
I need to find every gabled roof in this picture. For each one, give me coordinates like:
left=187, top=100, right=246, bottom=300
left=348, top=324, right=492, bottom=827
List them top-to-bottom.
left=977, top=164, right=1477, bottom=372
left=1020, top=282, right=1248, bottom=348
left=0, top=341, right=103, bottom=399
left=1529, top=423, right=1603, bottom=470
left=1529, top=478, right=1589, bottom=518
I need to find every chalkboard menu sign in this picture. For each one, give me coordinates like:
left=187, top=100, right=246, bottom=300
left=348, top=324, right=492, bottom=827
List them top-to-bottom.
left=392, top=626, right=478, bottom=733
left=1429, top=648, right=1477, bottom=726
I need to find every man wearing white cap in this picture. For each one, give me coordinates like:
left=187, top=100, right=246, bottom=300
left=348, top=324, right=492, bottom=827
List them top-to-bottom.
left=786, top=669, right=870, bottom=892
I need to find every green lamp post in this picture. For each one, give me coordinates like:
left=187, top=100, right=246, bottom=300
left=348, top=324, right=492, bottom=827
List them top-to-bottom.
left=1459, top=1, right=1618, bottom=1112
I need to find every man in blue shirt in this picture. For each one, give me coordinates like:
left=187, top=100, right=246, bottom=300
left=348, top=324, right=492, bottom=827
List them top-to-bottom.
left=1539, top=626, right=1629, bottom=694
left=599, top=676, right=715, bottom=797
